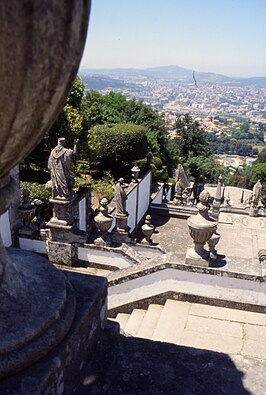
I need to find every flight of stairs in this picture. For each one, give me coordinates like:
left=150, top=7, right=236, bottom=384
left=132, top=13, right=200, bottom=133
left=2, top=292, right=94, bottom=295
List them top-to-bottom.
left=111, top=299, right=266, bottom=359
left=112, top=299, right=191, bottom=344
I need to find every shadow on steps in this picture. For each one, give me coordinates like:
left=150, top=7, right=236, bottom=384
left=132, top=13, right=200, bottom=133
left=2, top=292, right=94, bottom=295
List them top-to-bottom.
left=76, top=322, right=250, bottom=395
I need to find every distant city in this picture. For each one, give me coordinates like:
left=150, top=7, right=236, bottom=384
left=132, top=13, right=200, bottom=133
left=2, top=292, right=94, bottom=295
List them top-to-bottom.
left=79, top=65, right=266, bottom=139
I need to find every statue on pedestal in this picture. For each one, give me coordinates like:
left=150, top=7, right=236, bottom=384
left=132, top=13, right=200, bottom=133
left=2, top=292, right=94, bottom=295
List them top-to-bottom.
left=48, top=137, right=78, bottom=199
left=173, top=164, right=190, bottom=205
left=112, top=178, right=131, bottom=242
left=250, top=179, right=262, bottom=217
left=252, top=180, right=262, bottom=205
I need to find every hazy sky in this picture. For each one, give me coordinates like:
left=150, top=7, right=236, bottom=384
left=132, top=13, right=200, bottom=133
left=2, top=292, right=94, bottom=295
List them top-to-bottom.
left=80, top=0, right=266, bottom=77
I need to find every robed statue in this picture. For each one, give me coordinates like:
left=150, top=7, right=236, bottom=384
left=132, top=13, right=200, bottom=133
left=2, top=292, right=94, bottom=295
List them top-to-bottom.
left=48, top=137, right=78, bottom=199
left=114, top=178, right=128, bottom=215
left=251, top=179, right=262, bottom=207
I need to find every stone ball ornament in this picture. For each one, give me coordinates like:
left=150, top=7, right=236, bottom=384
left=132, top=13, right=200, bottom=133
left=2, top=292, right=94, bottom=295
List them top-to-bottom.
left=0, top=0, right=91, bottom=379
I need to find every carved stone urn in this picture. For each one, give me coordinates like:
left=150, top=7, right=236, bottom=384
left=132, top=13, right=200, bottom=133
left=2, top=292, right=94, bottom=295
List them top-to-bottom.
left=0, top=0, right=90, bottom=379
left=131, top=165, right=140, bottom=183
left=17, top=188, right=37, bottom=235
left=186, top=190, right=217, bottom=266
left=94, top=198, right=113, bottom=245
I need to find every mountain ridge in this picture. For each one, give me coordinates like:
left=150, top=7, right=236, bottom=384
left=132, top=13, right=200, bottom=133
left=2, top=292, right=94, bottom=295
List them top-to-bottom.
left=79, top=65, right=266, bottom=88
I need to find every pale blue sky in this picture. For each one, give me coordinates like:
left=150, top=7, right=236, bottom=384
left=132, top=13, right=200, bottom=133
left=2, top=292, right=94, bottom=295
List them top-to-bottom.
left=80, top=0, right=266, bottom=77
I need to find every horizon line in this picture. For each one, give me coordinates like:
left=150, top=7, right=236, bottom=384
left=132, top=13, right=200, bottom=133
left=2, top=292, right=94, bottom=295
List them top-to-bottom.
left=78, top=64, right=266, bottom=80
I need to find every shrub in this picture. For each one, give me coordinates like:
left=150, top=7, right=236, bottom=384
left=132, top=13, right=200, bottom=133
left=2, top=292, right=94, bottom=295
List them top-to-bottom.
left=93, top=123, right=148, bottom=177
left=20, top=181, right=51, bottom=203
left=20, top=181, right=52, bottom=220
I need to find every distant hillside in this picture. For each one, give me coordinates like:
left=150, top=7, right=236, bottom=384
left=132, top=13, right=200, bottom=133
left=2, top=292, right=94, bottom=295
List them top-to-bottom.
left=80, top=65, right=266, bottom=88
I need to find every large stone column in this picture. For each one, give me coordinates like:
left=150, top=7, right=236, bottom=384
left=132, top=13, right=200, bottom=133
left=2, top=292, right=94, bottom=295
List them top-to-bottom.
left=0, top=0, right=91, bottom=381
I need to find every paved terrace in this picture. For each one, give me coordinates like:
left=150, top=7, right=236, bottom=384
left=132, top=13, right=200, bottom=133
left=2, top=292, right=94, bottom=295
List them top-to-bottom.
left=151, top=212, right=266, bottom=277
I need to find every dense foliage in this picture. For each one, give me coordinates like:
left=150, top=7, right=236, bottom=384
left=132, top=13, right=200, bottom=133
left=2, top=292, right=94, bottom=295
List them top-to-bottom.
left=22, top=76, right=264, bottom=201
left=24, top=76, right=90, bottom=171
left=22, top=80, right=175, bottom=183
left=172, top=115, right=229, bottom=184
left=206, top=120, right=265, bottom=157
left=92, top=123, right=148, bottom=176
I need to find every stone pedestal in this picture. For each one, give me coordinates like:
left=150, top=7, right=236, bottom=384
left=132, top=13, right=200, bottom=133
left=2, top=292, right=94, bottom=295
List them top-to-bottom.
left=173, top=194, right=182, bottom=205
left=47, top=196, right=87, bottom=265
left=48, top=197, right=76, bottom=228
left=249, top=206, right=259, bottom=217
left=112, top=213, right=131, bottom=243
left=47, top=240, right=78, bottom=266
left=0, top=269, right=107, bottom=395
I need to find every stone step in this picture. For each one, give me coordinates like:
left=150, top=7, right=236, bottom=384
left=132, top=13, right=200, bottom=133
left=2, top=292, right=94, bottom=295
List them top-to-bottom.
left=152, top=300, right=191, bottom=344
left=137, top=304, right=164, bottom=339
left=124, top=309, right=146, bottom=336
left=115, top=313, right=130, bottom=331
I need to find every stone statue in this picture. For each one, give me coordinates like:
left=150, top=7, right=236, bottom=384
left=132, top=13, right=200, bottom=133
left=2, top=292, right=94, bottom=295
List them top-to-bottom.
left=48, top=137, right=78, bottom=199
left=175, top=164, right=190, bottom=188
left=114, top=178, right=128, bottom=215
left=173, top=179, right=182, bottom=205
left=252, top=180, right=262, bottom=204
left=21, top=188, right=32, bottom=209
left=182, top=188, right=190, bottom=205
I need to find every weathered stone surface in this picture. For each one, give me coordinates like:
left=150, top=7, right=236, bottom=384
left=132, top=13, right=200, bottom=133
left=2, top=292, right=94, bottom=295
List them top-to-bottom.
left=47, top=240, right=78, bottom=266
left=0, top=249, right=76, bottom=379
left=0, top=271, right=107, bottom=395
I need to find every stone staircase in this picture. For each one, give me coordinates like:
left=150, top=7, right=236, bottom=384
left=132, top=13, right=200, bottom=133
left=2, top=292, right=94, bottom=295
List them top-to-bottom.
left=111, top=299, right=266, bottom=359
left=114, top=300, right=192, bottom=343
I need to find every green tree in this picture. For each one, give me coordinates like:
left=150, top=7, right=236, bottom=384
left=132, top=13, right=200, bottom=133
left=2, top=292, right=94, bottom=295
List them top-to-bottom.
left=23, top=76, right=88, bottom=172
left=83, top=90, right=176, bottom=176
left=174, top=114, right=211, bottom=162
left=92, top=123, right=149, bottom=177
left=185, top=155, right=230, bottom=184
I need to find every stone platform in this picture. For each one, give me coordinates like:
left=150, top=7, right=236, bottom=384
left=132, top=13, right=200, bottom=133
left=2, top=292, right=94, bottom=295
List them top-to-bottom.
left=0, top=271, right=107, bottom=395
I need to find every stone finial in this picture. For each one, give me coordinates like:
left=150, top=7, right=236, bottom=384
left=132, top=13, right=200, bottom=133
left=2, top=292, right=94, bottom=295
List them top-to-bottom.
left=131, top=165, right=140, bottom=183
left=94, top=197, right=113, bottom=245
left=141, top=214, right=154, bottom=244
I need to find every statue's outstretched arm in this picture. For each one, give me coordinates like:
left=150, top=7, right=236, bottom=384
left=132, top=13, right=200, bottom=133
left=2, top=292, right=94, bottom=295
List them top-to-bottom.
left=73, top=138, right=79, bottom=155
